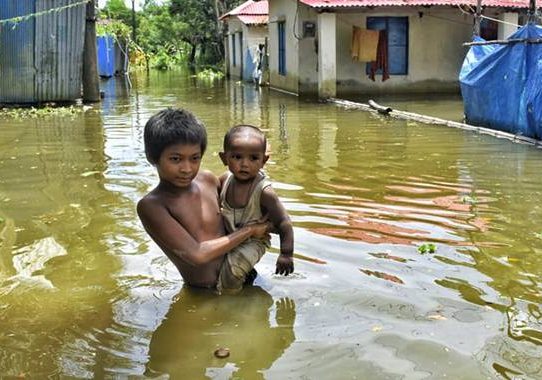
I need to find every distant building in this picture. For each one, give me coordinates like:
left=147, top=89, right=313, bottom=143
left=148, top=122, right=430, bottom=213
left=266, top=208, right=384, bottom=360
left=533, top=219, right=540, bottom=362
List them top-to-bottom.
left=0, top=0, right=86, bottom=104
left=220, top=0, right=269, bottom=83
left=267, top=0, right=530, bottom=97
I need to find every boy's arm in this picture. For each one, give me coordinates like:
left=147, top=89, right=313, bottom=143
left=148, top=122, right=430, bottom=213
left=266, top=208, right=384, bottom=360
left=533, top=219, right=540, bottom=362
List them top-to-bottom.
left=261, top=187, right=294, bottom=275
left=137, top=197, right=269, bottom=267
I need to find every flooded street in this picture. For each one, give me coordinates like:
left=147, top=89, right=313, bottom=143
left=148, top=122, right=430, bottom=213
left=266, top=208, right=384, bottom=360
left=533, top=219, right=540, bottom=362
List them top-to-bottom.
left=1, top=70, right=542, bottom=379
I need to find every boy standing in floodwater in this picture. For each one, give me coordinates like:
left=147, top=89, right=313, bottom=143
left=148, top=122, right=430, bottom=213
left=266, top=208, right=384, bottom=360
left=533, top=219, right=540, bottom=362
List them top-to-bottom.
left=137, top=108, right=271, bottom=289
left=217, top=125, right=294, bottom=292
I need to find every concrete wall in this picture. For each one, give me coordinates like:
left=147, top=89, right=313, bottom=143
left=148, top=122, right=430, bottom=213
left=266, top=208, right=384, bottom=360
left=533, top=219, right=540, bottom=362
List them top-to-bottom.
left=269, top=0, right=299, bottom=94
left=268, top=1, right=517, bottom=96
left=297, top=4, right=318, bottom=95
left=336, top=8, right=473, bottom=95
left=226, top=17, right=268, bottom=81
left=227, top=18, right=244, bottom=79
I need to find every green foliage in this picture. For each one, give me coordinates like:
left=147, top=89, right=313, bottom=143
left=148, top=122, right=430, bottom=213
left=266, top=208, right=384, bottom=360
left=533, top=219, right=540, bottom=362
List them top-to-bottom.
left=98, top=0, right=245, bottom=68
left=100, top=0, right=132, bottom=26
left=169, top=0, right=244, bottom=65
left=96, top=19, right=131, bottom=39
left=196, top=68, right=225, bottom=80
left=417, top=243, right=437, bottom=254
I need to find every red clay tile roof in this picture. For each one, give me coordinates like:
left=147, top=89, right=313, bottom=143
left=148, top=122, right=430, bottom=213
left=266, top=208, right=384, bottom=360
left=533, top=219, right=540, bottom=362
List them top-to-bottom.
left=220, top=0, right=269, bottom=24
left=300, top=0, right=529, bottom=8
left=237, top=15, right=269, bottom=24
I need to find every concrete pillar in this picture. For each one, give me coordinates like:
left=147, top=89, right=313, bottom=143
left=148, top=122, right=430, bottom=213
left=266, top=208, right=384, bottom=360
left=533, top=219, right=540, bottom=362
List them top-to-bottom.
left=318, top=12, right=337, bottom=99
left=498, top=12, right=519, bottom=40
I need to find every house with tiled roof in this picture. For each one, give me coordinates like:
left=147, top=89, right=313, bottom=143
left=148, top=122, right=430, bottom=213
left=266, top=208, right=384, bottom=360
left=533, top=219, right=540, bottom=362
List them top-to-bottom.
left=220, top=0, right=269, bottom=82
left=267, top=0, right=531, bottom=97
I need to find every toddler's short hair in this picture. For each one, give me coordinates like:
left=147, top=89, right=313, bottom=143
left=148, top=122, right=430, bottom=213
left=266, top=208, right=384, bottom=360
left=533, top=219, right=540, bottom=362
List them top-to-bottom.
left=144, top=108, right=207, bottom=164
left=223, top=124, right=266, bottom=152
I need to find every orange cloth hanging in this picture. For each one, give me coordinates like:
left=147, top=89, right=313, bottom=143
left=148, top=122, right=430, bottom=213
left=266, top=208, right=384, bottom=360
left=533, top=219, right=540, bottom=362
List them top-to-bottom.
left=351, top=27, right=379, bottom=62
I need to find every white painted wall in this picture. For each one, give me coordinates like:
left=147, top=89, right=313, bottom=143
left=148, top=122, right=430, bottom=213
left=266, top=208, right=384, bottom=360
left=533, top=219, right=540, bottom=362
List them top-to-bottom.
left=269, top=0, right=299, bottom=94
left=297, top=4, right=318, bottom=94
left=336, top=8, right=474, bottom=95
left=318, top=12, right=337, bottom=98
left=498, top=12, right=519, bottom=39
left=225, top=17, right=268, bottom=81
left=227, top=18, right=243, bottom=79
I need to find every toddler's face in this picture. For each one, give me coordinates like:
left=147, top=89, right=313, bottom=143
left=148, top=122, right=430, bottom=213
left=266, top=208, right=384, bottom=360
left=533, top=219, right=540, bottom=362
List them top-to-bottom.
left=221, top=134, right=268, bottom=182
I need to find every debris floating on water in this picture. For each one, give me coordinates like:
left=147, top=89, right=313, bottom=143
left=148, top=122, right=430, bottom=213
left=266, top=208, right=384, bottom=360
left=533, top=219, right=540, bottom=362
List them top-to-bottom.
left=214, top=347, right=230, bottom=358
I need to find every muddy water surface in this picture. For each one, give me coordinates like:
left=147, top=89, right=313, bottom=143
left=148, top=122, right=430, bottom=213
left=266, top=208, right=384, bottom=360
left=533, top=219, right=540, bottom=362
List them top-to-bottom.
left=1, top=71, right=541, bottom=379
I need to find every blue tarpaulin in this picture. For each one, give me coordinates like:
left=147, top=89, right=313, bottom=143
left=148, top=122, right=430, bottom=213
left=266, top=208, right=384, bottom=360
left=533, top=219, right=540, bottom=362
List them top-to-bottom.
left=460, top=24, right=542, bottom=139
left=97, top=35, right=115, bottom=78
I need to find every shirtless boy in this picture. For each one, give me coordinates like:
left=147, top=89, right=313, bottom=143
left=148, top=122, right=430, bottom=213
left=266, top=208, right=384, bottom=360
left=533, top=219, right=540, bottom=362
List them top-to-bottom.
left=137, top=108, right=270, bottom=289
left=217, top=125, right=294, bottom=292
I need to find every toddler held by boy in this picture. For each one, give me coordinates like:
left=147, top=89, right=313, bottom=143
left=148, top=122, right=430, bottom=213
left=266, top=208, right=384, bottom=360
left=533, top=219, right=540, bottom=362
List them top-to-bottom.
left=217, top=125, right=294, bottom=293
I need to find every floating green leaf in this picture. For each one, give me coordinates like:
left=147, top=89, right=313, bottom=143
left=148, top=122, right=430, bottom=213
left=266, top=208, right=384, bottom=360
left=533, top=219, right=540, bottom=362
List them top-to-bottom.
left=461, top=195, right=478, bottom=205
left=418, top=243, right=437, bottom=254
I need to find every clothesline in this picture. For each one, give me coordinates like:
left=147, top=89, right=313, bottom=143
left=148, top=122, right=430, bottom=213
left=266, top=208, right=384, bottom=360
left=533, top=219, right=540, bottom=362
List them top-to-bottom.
left=0, top=0, right=90, bottom=27
left=457, top=4, right=522, bottom=27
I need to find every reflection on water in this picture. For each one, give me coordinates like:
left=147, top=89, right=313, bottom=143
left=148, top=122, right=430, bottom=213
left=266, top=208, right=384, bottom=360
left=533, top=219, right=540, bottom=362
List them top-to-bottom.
left=1, top=71, right=542, bottom=378
left=146, top=286, right=295, bottom=379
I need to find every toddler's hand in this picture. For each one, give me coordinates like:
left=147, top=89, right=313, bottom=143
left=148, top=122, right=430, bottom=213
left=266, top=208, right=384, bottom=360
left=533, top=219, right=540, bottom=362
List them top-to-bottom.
left=275, top=254, right=294, bottom=276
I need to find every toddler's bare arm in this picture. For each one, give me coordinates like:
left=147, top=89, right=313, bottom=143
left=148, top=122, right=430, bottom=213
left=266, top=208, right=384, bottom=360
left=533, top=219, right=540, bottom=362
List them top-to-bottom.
left=261, top=187, right=294, bottom=275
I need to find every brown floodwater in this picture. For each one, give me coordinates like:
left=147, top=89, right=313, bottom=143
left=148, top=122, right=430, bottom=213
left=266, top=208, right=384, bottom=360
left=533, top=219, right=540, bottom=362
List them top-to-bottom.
left=1, top=71, right=542, bottom=379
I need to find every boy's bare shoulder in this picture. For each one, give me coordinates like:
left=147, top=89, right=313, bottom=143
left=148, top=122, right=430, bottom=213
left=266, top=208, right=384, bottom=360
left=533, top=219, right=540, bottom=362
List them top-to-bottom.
left=197, top=170, right=220, bottom=187
left=137, top=189, right=166, bottom=215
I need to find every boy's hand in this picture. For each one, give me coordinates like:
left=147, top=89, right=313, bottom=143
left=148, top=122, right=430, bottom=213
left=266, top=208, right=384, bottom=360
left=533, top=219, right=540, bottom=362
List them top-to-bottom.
left=247, top=220, right=273, bottom=239
left=275, top=254, right=294, bottom=276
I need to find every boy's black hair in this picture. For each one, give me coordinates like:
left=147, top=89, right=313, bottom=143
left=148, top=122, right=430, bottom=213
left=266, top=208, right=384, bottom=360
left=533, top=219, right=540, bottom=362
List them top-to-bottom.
left=144, top=108, right=207, bottom=164
left=223, top=124, right=266, bottom=152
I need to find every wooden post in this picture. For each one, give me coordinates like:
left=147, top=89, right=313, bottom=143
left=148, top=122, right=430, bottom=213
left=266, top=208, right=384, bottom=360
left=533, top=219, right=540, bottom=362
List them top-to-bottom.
left=82, top=0, right=100, bottom=103
left=473, top=0, right=482, bottom=37
left=528, top=0, right=537, bottom=22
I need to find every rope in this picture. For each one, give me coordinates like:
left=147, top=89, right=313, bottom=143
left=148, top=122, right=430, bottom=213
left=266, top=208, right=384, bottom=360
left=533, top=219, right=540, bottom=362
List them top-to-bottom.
left=0, top=0, right=90, bottom=27
left=458, top=4, right=522, bottom=28
left=480, top=14, right=521, bottom=28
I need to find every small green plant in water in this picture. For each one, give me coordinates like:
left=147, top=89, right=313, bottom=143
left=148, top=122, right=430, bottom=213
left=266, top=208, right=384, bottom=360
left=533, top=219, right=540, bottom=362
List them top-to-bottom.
left=196, top=68, right=224, bottom=80
left=0, top=105, right=90, bottom=120
left=461, top=195, right=478, bottom=205
left=418, top=243, right=437, bottom=254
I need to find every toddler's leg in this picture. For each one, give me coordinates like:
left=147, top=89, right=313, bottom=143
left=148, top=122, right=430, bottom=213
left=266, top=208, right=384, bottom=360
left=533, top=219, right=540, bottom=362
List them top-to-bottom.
left=216, top=241, right=266, bottom=293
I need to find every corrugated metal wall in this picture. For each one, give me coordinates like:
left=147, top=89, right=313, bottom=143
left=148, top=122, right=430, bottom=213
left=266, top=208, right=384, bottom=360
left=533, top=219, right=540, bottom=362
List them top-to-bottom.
left=0, top=0, right=86, bottom=103
left=0, top=2, right=36, bottom=103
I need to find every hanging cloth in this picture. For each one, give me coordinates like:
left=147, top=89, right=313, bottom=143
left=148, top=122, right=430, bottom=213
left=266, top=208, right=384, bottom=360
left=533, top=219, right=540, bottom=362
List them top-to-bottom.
left=351, top=27, right=379, bottom=62
left=369, top=30, right=390, bottom=82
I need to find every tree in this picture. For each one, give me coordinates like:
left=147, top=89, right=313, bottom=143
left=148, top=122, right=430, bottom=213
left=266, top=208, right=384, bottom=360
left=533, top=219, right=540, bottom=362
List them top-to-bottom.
left=101, top=0, right=132, bottom=25
left=169, top=0, right=243, bottom=66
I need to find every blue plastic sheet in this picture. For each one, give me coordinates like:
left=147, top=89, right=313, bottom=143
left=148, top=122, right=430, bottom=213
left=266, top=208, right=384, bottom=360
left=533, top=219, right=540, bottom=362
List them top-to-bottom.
left=460, top=24, right=542, bottom=139
left=97, top=35, right=115, bottom=78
